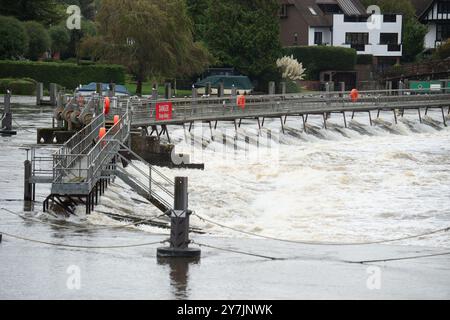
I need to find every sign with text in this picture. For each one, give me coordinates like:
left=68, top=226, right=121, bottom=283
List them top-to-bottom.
left=156, top=102, right=173, bottom=121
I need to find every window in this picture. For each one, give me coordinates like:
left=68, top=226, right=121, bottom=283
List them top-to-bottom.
left=437, top=1, right=450, bottom=14
left=279, top=4, right=288, bottom=18
left=308, top=7, right=317, bottom=15
left=383, top=14, right=397, bottom=23
left=344, top=15, right=369, bottom=23
left=436, top=23, right=450, bottom=41
left=314, top=32, right=323, bottom=45
left=345, top=33, right=369, bottom=45
left=346, top=33, right=369, bottom=51
left=380, top=33, right=398, bottom=45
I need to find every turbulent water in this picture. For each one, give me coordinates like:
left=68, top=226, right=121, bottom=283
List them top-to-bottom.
left=2, top=101, right=450, bottom=248
left=92, top=109, right=450, bottom=248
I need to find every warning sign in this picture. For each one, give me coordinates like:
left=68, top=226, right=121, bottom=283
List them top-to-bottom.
left=156, top=102, right=173, bottom=121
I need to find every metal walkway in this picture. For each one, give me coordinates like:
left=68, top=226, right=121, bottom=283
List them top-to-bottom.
left=122, top=89, right=450, bottom=129
left=30, top=110, right=174, bottom=215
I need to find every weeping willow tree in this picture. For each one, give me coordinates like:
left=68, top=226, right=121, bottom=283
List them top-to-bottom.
left=82, top=0, right=211, bottom=95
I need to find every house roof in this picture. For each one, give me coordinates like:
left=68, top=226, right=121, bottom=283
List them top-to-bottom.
left=283, top=0, right=367, bottom=27
left=410, top=0, right=435, bottom=18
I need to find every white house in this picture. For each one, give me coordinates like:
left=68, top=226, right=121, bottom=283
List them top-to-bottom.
left=279, top=0, right=403, bottom=67
left=411, top=0, right=450, bottom=49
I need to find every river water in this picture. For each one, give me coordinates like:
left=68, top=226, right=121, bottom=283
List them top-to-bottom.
left=0, top=98, right=449, bottom=299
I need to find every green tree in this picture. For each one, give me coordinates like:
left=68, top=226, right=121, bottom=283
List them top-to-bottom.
left=0, top=0, right=64, bottom=26
left=86, top=0, right=211, bottom=95
left=186, top=0, right=211, bottom=41
left=202, top=0, right=282, bottom=90
left=360, top=0, right=428, bottom=62
left=0, top=16, right=28, bottom=59
left=24, top=21, right=51, bottom=60
left=49, top=25, right=70, bottom=57
left=434, top=40, right=450, bottom=60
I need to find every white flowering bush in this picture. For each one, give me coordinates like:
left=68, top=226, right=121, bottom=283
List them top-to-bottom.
left=276, top=55, right=306, bottom=81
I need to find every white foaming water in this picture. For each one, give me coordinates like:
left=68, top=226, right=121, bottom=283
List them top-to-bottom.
left=92, top=110, right=450, bottom=248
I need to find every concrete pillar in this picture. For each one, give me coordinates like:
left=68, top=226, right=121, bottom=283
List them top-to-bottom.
left=399, top=80, right=405, bottom=95
left=268, top=81, right=276, bottom=95
left=386, top=81, right=393, bottom=95
left=164, top=82, right=172, bottom=99
left=205, top=82, right=212, bottom=96
left=217, top=82, right=224, bottom=97
left=280, top=82, right=287, bottom=95
left=36, top=83, right=43, bottom=106
left=49, top=83, right=58, bottom=106
left=96, top=83, right=103, bottom=96
left=108, top=83, right=116, bottom=97
left=231, top=84, right=237, bottom=98
left=151, top=85, right=158, bottom=100
left=157, top=177, right=201, bottom=258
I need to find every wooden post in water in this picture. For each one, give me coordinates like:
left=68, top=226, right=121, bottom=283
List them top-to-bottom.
left=205, top=82, right=212, bottom=96
left=24, top=160, right=33, bottom=201
left=157, top=177, right=200, bottom=258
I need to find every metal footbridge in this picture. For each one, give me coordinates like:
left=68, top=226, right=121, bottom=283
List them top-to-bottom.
left=28, top=88, right=450, bottom=215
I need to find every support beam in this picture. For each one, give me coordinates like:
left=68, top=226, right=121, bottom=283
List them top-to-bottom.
left=441, top=107, right=447, bottom=127
left=418, top=108, right=422, bottom=123
left=393, top=109, right=398, bottom=124
left=368, top=111, right=373, bottom=126
left=342, top=112, right=347, bottom=128
left=323, top=113, right=327, bottom=129
left=280, top=117, right=285, bottom=134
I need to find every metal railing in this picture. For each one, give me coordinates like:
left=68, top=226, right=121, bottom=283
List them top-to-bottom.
left=119, top=89, right=450, bottom=127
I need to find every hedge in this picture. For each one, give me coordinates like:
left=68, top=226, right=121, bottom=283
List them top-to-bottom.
left=282, top=46, right=357, bottom=80
left=356, top=54, right=373, bottom=65
left=0, top=60, right=126, bottom=89
left=0, top=78, right=37, bottom=95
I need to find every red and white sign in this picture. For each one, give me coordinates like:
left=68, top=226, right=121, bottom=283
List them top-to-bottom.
left=156, top=102, right=173, bottom=121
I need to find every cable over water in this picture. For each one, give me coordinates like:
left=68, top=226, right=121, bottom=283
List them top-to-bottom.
left=193, top=213, right=450, bottom=246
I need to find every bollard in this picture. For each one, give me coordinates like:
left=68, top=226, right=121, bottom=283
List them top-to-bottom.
left=399, top=80, right=405, bottom=95
left=268, top=81, right=276, bottom=95
left=164, top=82, right=172, bottom=99
left=217, top=82, right=224, bottom=98
left=280, top=82, right=287, bottom=95
left=36, top=83, right=43, bottom=106
left=191, top=85, right=197, bottom=99
left=24, top=160, right=32, bottom=201
left=157, top=177, right=201, bottom=258
left=0, top=233, right=2, bottom=243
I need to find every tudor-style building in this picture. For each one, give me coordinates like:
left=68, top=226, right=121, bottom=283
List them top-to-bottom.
left=279, top=0, right=403, bottom=66
left=411, top=0, right=450, bottom=49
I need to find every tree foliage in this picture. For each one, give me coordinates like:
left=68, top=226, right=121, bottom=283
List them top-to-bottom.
left=0, top=0, right=64, bottom=26
left=84, top=0, right=211, bottom=95
left=186, top=0, right=210, bottom=41
left=202, top=0, right=282, bottom=89
left=0, top=15, right=28, bottom=59
left=24, top=21, right=51, bottom=60
left=49, top=25, right=70, bottom=53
